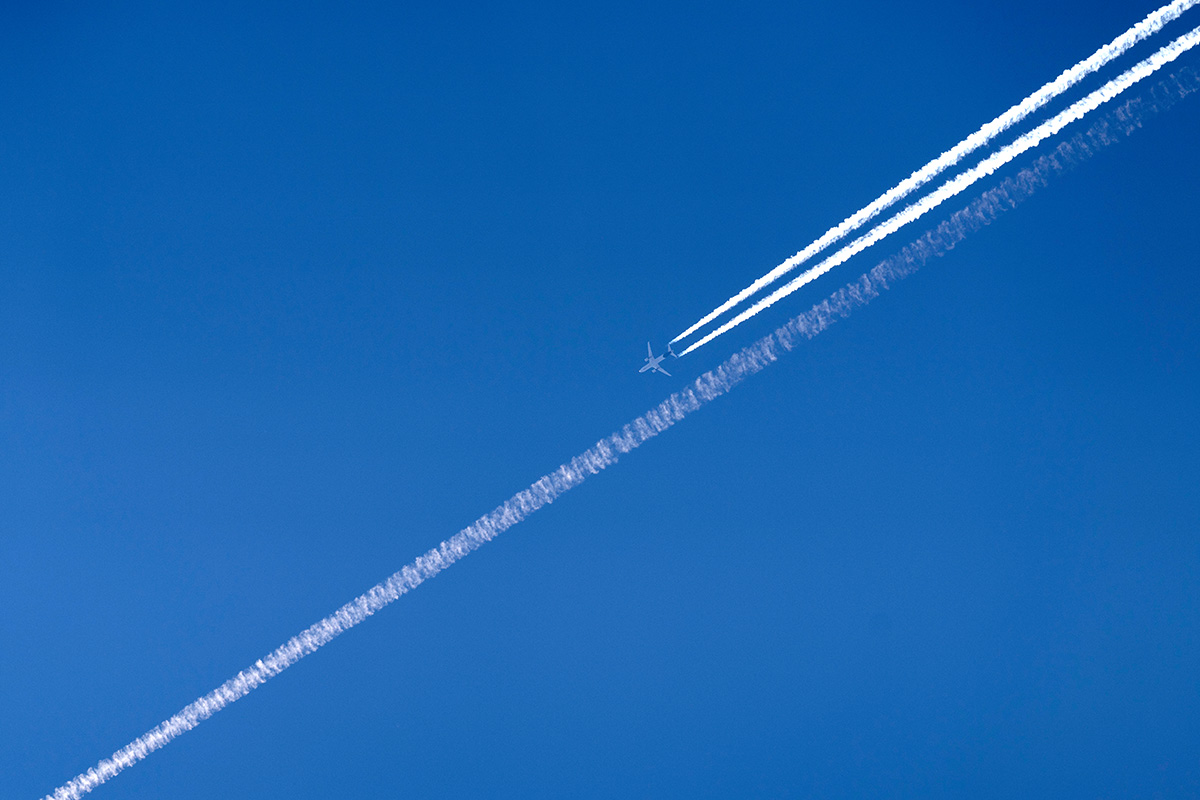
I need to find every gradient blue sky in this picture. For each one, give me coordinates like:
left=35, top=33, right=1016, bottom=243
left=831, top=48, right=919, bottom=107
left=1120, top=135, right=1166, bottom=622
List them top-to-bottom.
left=4, top=1, right=1200, bottom=797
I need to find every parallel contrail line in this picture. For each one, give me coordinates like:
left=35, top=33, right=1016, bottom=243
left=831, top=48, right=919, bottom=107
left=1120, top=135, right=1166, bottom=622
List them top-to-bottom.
left=671, top=0, right=1197, bottom=347
left=677, top=24, right=1200, bottom=356
left=42, top=57, right=1200, bottom=800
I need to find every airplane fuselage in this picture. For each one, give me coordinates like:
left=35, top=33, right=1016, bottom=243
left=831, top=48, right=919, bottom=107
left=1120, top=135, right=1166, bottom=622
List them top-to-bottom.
left=639, top=343, right=671, bottom=376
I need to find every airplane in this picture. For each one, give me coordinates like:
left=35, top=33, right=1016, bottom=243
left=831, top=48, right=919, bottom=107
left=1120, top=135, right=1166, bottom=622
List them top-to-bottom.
left=639, top=342, right=671, bottom=376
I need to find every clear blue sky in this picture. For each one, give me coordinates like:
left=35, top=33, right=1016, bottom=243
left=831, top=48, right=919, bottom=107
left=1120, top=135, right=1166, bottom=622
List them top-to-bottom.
left=4, top=1, right=1199, bottom=797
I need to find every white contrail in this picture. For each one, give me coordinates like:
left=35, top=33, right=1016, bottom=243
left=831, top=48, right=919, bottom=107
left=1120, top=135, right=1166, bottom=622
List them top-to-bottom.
left=670, top=0, right=1198, bottom=347
left=676, top=24, right=1200, bottom=356
left=42, top=59, right=1200, bottom=800
left=43, top=339, right=777, bottom=800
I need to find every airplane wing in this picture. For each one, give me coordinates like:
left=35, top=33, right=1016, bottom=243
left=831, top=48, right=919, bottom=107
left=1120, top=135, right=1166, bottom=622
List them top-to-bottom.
left=647, top=342, right=654, bottom=359
left=656, top=365, right=671, bottom=377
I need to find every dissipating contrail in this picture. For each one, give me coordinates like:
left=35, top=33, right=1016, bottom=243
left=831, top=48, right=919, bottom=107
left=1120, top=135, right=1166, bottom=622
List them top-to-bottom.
left=670, top=0, right=1198, bottom=348
left=675, top=23, right=1200, bottom=356
left=43, top=60, right=1200, bottom=799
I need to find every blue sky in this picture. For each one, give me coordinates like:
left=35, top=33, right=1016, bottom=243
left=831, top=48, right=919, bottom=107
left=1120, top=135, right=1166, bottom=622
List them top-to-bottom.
left=3, top=1, right=1200, bottom=797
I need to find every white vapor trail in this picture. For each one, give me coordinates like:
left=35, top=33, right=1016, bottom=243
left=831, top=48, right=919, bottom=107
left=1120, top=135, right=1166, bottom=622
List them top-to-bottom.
left=670, top=0, right=1197, bottom=347
left=676, top=24, right=1200, bottom=356
left=42, top=56, right=1200, bottom=800
left=43, top=341, right=777, bottom=800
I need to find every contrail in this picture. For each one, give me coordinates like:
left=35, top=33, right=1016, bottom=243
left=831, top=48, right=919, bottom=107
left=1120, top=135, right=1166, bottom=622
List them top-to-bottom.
left=670, top=0, right=1198, bottom=347
left=676, top=24, right=1200, bottom=356
left=42, top=61, right=1200, bottom=800
left=770, top=62, right=1200, bottom=353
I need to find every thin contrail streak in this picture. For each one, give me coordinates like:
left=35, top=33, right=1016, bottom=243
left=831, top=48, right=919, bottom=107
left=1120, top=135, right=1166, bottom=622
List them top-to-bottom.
left=670, top=0, right=1197, bottom=347
left=676, top=25, right=1200, bottom=356
left=42, top=61, right=1200, bottom=800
